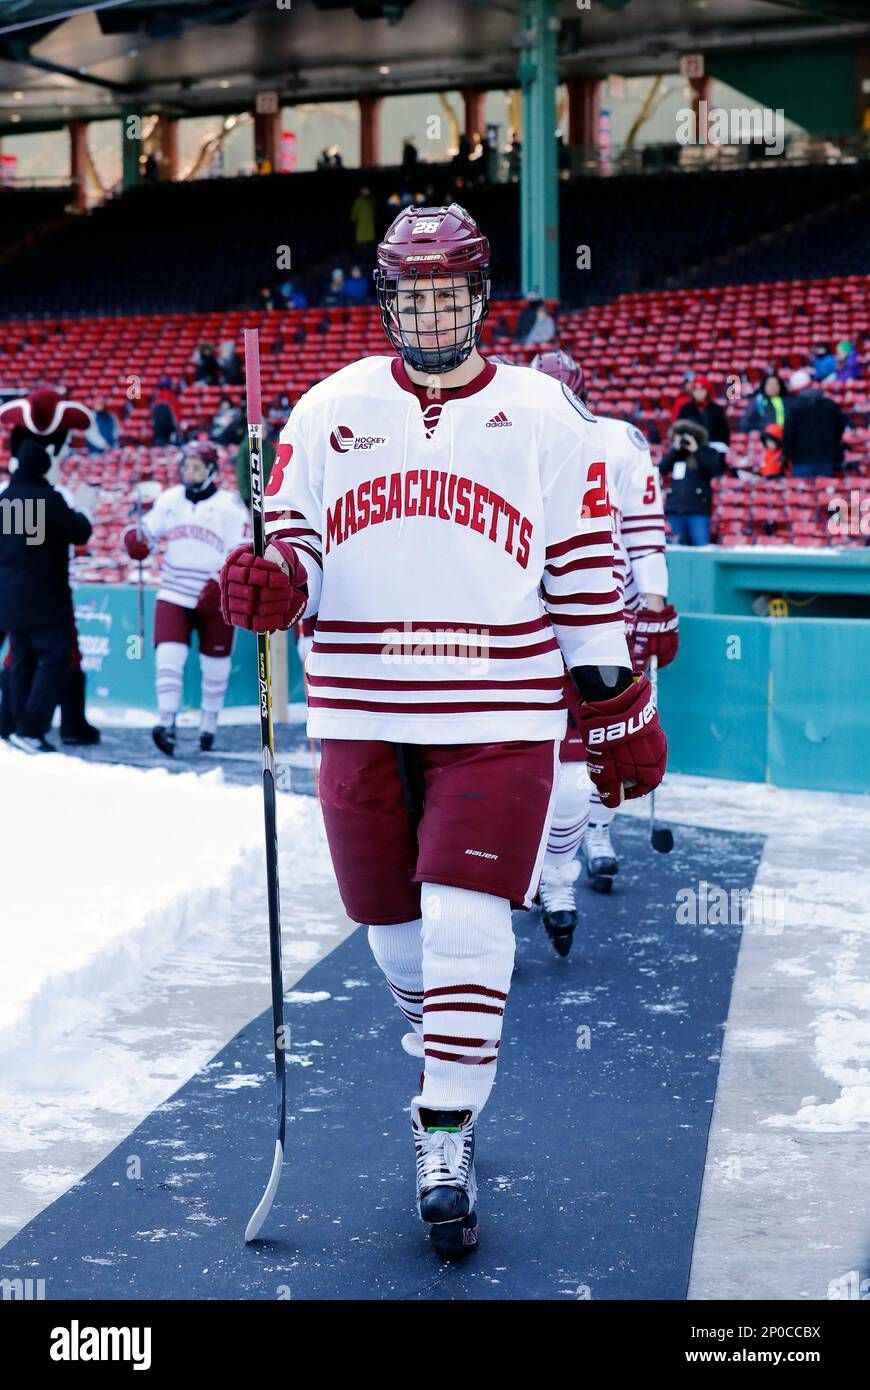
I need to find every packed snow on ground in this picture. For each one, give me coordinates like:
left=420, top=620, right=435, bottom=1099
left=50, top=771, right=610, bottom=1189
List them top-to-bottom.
left=0, top=741, right=347, bottom=1244
left=0, top=746, right=270, bottom=1045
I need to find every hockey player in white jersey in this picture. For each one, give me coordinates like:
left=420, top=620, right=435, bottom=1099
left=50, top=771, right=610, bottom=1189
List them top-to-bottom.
left=220, top=205, right=667, bottom=1256
left=531, top=350, right=678, bottom=920
left=122, top=441, right=249, bottom=755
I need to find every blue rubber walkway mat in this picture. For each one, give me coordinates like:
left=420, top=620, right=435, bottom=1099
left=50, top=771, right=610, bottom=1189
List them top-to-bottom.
left=0, top=818, right=764, bottom=1300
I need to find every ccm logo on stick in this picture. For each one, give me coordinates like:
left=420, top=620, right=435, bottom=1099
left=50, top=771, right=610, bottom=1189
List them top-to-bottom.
left=587, top=702, right=655, bottom=744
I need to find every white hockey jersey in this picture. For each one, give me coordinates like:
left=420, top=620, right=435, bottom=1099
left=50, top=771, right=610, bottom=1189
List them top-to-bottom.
left=265, top=356, right=630, bottom=744
left=592, top=416, right=668, bottom=610
left=143, top=484, right=249, bottom=609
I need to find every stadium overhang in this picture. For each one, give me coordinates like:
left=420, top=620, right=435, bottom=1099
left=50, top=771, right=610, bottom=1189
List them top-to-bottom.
left=0, top=0, right=868, bottom=132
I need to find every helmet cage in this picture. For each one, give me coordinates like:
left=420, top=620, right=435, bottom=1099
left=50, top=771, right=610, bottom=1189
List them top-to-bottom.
left=374, top=265, right=490, bottom=374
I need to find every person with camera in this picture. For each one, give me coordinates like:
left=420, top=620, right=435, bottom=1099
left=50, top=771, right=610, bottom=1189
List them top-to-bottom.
left=660, top=418, right=725, bottom=546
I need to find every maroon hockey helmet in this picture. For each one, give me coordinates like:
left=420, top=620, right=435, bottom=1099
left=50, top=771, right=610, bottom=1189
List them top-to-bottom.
left=374, top=203, right=491, bottom=374
left=530, top=348, right=586, bottom=401
left=179, top=439, right=219, bottom=493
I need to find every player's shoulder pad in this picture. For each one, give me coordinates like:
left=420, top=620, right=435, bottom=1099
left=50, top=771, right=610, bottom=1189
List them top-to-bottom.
left=521, top=366, right=597, bottom=425
left=559, top=381, right=597, bottom=423
left=626, top=422, right=650, bottom=453
left=162, top=483, right=185, bottom=502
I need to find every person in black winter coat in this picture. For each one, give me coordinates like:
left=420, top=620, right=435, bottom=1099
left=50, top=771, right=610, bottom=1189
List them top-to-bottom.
left=781, top=369, right=846, bottom=477
left=679, top=377, right=730, bottom=454
left=660, top=418, right=725, bottom=546
left=0, top=442, right=92, bottom=752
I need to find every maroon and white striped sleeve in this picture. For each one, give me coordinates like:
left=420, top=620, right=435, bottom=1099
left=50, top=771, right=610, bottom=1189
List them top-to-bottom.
left=263, top=404, right=323, bottom=615
left=540, top=425, right=630, bottom=671
left=619, top=437, right=668, bottom=599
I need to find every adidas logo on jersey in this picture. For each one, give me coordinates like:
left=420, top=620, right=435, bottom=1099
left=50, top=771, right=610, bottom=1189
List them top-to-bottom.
left=485, top=411, right=512, bottom=428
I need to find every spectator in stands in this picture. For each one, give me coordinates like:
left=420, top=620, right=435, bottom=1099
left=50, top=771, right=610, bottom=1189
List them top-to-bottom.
left=556, top=130, right=572, bottom=177
left=452, top=135, right=473, bottom=181
left=401, top=138, right=419, bottom=175
left=329, top=146, right=343, bottom=169
left=317, top=149, right=332, bottom=171
left=351, top=186, right=377, bottom=258
left=343, top=265, right=369, bottom=305
left=322, top=267, right=346, bottom=307
left=278, top=279, right=308, bottom=309
left=259, top=286, right=276, bottom=312
left=513, top=292, right=543, bottom=343
left=523, top=304, right=557, bottom=348
left=834, top=339, right=861, bottom=382
left=218, top=340, right=243, bottom=386
left=193, top=342, right=220, bottom=386
left=811, top=342, right=837, bottom=383
left=782, top=369, right=845, bottom=478
left=671, top=372, right=694, bottom=421
left=739, top=372, right=788, bottom=433
left=681, top=377, right=730, bottom=454
left=152, top=379, right=180, bottom=446
left=267, top=391, right=292, bottom=433
left=209, top=395, right=243, bottom=447
left=84, top=396, right=118, bottom=453
left=660, top=419, right=725, bottom=546
left=759, top=422, right=785, bottom=477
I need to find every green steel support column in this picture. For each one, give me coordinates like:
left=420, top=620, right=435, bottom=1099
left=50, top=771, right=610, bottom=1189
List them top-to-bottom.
left=519, top=0, right=559, bottom=300
left=121, top=107, right=142, bottom=192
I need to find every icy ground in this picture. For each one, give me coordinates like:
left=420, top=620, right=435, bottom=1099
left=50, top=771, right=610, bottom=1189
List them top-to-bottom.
left=1, top=729, right=869, bottom=1299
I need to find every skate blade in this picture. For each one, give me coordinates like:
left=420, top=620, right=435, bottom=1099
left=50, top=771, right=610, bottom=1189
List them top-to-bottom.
left=587, top=873, right=613, bottom=895
left=547, top=930, right=575, bottom=958
left=428, top=1211, right=480, bottom=1259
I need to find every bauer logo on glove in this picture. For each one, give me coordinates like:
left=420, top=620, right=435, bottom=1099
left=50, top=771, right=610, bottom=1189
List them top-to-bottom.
left=575, top=674, right=667, bottom=806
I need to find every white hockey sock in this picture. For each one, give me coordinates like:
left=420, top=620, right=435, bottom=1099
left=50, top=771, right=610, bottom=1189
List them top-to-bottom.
left=155, top=642, right=187, bottom=721
left=199, top=653, right=232, bottom=715
left=544, top=760, right=591, bottom=866
left=587, top=784, right=616, bottom=829
left=416, top=883, right=515, bottom=1115
left=367, top=920, right=424, bottom=1035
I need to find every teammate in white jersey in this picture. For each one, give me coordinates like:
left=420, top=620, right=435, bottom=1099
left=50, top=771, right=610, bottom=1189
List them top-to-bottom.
left=220, top=204, right=667, bottom=1257
left=531, top=350, right=678, bottom=926
left=123, top=441, right=249, bottom=755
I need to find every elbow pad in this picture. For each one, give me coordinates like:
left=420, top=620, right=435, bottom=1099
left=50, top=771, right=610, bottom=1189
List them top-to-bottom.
left=570, top=665, right=635, bottom=703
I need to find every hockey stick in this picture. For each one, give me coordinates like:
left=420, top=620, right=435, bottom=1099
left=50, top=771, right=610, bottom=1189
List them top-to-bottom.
left=242, top=327, right=287, bottom=1242
left=134, top=482, right=145, bottom=644
left=648, top=655, right=674, bottom=853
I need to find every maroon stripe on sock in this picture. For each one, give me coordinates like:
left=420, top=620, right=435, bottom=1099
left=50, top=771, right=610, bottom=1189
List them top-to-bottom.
left=424, top=984, right=507, bottom=1000
left=423, top=1002, right=504, bottom=1016
left=424, top=1049, right=498, bottom=1065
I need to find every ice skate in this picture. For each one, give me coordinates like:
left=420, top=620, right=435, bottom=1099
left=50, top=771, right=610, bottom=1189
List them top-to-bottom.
left=152, top=722, right=176, bottom=757
left=581, top=822, right=618, bottom=894
left=539, top=857, right=580, bottom=957
left=411, top=1101, right=479, bottom=1258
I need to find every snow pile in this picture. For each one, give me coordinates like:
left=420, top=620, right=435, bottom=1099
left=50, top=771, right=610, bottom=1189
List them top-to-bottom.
left=0, top=746, right=285, bottom=1050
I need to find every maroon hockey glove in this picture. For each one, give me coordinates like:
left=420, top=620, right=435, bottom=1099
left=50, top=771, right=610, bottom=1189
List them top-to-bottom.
left=123, top=525, right=150, bottom=561
left=219, top=540, right=307, bottom=633
left=196, top=577, right=222, bottom=614
left=628, top=604, right=679, bottom=674
left=575, top=674, right=667, bottom=806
